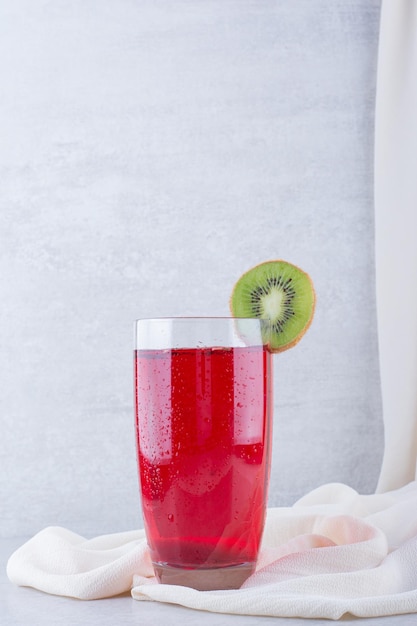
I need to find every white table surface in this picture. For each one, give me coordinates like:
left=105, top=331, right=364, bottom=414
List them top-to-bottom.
left=2, top=538, right=416, bottom=626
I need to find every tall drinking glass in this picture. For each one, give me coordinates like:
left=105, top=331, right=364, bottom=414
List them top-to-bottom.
left=134, top=317, right=272, bottom=590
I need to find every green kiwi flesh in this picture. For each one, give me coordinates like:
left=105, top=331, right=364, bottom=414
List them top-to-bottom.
left=230, top=260, right=315, bottom=352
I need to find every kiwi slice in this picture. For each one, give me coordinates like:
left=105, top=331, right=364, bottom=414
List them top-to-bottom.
left=230, top=260, right=315, bottom=353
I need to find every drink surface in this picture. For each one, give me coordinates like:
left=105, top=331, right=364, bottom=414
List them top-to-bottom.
left=134, top=345, right=272, bottom=570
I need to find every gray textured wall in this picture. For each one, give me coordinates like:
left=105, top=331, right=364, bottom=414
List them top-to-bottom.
left=0, top=0, right=383, bottom=538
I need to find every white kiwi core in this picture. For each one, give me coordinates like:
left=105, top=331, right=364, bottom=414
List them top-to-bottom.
left=262, top=288, right=285, bottom=321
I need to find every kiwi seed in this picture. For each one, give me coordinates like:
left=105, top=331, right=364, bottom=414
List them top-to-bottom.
left=230, top=260, right=316, bottom=353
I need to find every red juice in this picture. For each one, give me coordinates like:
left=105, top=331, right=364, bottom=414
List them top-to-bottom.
left=134, top=344, right=272, bottom=578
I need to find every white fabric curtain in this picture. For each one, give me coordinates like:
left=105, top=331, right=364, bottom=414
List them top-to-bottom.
left=375, top=0, right=417, bottom=492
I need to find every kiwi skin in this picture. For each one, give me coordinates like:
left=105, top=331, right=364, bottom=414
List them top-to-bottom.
left=229, top=259, right=316, bottom=353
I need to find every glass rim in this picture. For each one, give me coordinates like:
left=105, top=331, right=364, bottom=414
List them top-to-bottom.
left=134, top=316, right=271, bottom=323
left=134, top=317, right=271, bottom=349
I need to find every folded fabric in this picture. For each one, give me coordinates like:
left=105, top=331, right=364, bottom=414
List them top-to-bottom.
left=7, top=480, right=417, bottom=619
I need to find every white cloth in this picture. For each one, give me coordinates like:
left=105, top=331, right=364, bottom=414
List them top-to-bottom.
left=7, top=0, right=417, bottom=619
left=374, top=0, right=417, bottom=492
left=6, top=482, right=417, bottom=618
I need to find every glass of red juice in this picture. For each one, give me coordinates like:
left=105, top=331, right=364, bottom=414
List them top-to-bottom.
left=134, top=317, right=272, bottom=590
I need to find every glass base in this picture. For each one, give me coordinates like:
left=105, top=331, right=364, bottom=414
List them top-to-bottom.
left=153, top=561, right=255, bottom=591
